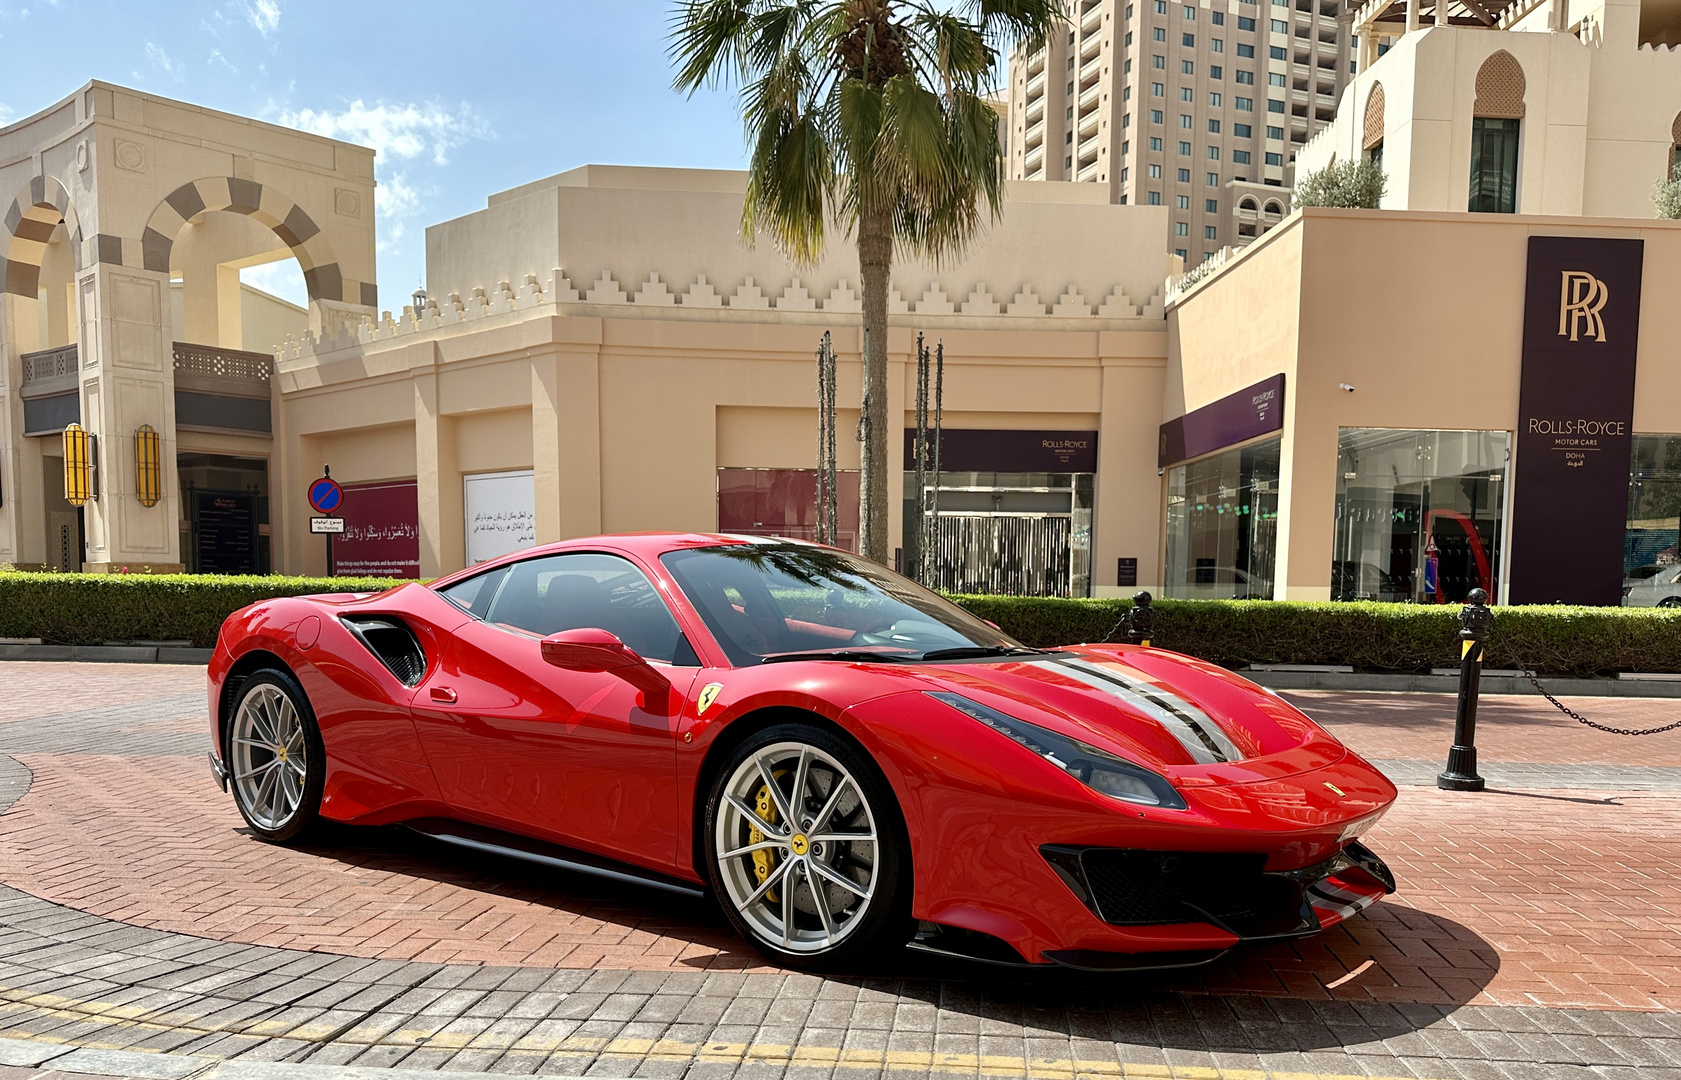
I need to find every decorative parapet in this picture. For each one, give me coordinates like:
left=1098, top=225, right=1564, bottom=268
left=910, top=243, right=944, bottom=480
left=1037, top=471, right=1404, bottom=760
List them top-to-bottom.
left=1165, top=246, right=1236, bottom=305
left=275, top=267, right=1168, bottom=365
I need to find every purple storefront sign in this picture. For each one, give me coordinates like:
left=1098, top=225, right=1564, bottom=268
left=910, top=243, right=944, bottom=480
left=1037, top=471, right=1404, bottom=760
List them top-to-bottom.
left=1508, top=236, right=1643, bottom=606
left=1158, top=374, right=1286, bottom=467
left=900, top=429, right=1099, bottom=473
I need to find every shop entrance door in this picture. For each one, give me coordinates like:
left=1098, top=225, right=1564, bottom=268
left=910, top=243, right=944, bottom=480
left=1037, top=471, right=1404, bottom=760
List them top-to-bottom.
left=179, top=454, right=270, bottom=574
left=927, top=514, right=1073, bottom=597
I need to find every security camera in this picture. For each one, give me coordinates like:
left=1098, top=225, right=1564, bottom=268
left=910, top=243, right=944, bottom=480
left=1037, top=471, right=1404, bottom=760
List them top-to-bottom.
left=1338, top=382, right=1356, bottom=393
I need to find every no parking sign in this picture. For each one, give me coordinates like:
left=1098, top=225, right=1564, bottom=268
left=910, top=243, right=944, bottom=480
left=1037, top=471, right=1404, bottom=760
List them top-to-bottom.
left=308, top=476, right=344, bottom=516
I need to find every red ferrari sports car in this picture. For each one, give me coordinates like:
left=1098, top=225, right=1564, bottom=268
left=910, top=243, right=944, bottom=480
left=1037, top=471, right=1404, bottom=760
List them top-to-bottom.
left=207, top=533, right=1397, bottom=971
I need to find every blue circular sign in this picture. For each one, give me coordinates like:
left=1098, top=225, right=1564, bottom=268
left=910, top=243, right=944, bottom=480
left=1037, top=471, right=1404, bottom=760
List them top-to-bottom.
left=308, top=476, right=344, bottom=515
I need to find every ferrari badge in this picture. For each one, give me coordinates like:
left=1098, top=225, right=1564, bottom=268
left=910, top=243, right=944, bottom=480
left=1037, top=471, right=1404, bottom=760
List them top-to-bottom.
left=697, top=682, right=724, bottom=714
left=1323, top=781, right=1346, bottom=797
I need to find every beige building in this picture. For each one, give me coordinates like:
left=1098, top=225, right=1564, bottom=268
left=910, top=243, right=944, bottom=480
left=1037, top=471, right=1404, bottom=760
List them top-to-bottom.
left=1005, top=0, right=1357, bottom=261
left=0, top=81, right=376, bottom=573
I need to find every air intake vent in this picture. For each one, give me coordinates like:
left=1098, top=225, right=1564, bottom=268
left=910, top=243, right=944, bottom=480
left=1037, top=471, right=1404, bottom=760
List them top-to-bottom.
left=341, top=616, right=427, bottom=686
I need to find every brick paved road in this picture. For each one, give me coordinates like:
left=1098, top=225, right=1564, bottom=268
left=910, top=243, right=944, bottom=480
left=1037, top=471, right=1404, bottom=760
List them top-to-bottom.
left=2, top=663, right=1681, bottom=1079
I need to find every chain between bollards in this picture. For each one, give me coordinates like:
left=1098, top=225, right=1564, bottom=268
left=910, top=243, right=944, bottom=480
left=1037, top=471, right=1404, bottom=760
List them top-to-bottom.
left=1437, top=587, right=1493, bottom=792
left=1127, top=591, right=1154, bottom=647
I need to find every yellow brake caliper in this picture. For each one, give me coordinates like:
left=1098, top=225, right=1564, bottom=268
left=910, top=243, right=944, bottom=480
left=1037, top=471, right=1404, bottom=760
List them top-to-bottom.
left=749, top=783, right=779, bottom=900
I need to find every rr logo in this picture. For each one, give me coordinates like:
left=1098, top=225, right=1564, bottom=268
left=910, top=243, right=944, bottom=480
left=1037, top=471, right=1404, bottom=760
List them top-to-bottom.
left=1558, top=270, right=1609, bottom=343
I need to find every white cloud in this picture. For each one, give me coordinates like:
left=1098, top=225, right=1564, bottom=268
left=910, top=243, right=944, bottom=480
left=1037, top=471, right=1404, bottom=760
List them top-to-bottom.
left=246, top=0, right=279, bottom=36
left=145, top=42, right=182, bottom=81
left=208, top=48, right=236, bottom=73
left=276, top=100, right=492, bottom=166
left=0, top=104, right=13, bottom=126
left=376, top=172, right=422, bottom=243
left=240, top=260, right=308, bottom=309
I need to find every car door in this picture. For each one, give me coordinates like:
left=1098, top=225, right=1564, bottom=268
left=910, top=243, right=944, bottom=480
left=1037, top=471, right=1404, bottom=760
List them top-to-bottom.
left=412, top=552, right=700, bottom=869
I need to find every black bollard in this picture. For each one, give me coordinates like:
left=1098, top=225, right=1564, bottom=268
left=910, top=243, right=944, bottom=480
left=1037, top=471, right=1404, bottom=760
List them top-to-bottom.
left=1437, top=588, right=1493, bottom=792
left=1127, top=591, right=1155, bottom=647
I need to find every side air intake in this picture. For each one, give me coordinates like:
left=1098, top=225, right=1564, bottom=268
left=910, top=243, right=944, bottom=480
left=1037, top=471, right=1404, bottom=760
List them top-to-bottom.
left=341, top=616, right=427, bottom=686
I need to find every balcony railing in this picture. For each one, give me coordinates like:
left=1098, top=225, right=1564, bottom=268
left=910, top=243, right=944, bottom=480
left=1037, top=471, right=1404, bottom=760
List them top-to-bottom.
left=172, top=341, right=273, bottom=400
left=19, top=343, right=79, bottom=399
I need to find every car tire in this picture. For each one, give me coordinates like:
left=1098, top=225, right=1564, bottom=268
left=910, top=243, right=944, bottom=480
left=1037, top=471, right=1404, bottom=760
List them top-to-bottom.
left=1660, top=596, right=1681, bottom=608
left=225, top=668, right=325, bottom=844
left=705, top=722, right=910, bottom=971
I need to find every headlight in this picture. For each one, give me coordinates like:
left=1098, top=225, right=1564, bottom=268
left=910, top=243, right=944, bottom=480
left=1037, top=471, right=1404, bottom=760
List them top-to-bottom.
left=926, top=691, right=1186, bottom=810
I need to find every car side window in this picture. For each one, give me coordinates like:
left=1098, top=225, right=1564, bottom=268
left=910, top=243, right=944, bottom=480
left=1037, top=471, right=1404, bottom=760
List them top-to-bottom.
left=483, top=553, right=691, bottom=664
left=437, top=565, right=510, bottom=616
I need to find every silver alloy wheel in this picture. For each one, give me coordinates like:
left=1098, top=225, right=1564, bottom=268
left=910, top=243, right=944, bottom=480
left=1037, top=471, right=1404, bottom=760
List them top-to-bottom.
left=230, top=683, right=309, bottom=831
left=715, top=741, right=879, bottom=954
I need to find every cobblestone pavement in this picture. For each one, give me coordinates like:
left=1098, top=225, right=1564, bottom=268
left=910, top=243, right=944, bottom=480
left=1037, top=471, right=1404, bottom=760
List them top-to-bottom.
left=1, top=663, right=1680, bottom=1079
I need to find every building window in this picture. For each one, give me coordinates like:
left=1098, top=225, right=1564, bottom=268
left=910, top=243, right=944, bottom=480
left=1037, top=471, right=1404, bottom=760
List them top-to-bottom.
left=1155, top=0, right=1168, bottom=11
left=1127, top=3, right=1135, bottom=14
left=1184, top=3, right=1197, bottom=15
left=1212, top=10, right=1225, bottom=23
left=1239, top=15, right=1256, bottom=29
left=1270, top=18, right=1287, bottom=30
left=1154, top=26, right=1167, bottom=40
left=1126, top=30, right=1134, bottom=45
left=1183, top=32, right=1196, bottom=45
left=1212, top=38, right=1224, bottom=52
left=1238, top=42, right=1255, bottom=56
left=1271, top=45, right=1287, bottom=59
left=1153, top=54, right=1166, bottom=68
left=1068, top=56, right=1077, bottom=69
left=1124, top=58, right=1132, bottom=73
left=1182, top=60, right=1195, bottom=74
left=1211, top=64, right=1223, bottom=79
left=1236, top=70, right=1254, bottom=84
left=1269, top=72, right=1286, bottom=86
left=1068, top=81, right=1075, bottom=94
left=1152, top=82, right=1165, bottom=96
left=1124, top=85, right=1132, bottom=100
left=1182, top=86, right=1194, bottom=101
left=1209, top=92, right=1222, bottom=106
left=1235, top=96, right=1253, bottom=110
left=1267, top=99, right=1285, bottom=113
left=1067, top=106, right=1075, bottom=119
left=1151, top=109, right=1164, bottom=123
left=1180, top=113, right=1193, bottom=128
left=1469, top=117, right=1520, bottom=213
left=1209, top=119, right=1222, bottom=133
left=1234, top=123, right=1251, bottom=136
left=1266, top=124, right=1283, bottom=139
left=1066, top=131, right=1074, bottom=144
left=1150, top=136, right=1163, bottom=149
left=1122, top=139, right=1130, bottom=153
left=1180, top=141, right=1192, bottom=155
left=1207, top=146, right=1221, bottom=159
left=1233, top=149, right=1252, bottom=163
left=1265, top=152, right=1283, bottom=165
left=1066, top=156, right=1074, bottom=168
left=1149, top=163, right=1163, bottom=177
left=1122, top=167, right=1130, bottom=181
left=1177, top=167, right=1192, bottom=181
left=1207, top=171, right=1219, bottom=184
left=1149, top=191, right=1162, bottom=204
left=1177, top=195, right=1190, bottom=209
left=1206, top=198, right=1219, bottom=212
left=1176, top=222, right=1190, bottom=236
left=1205, top=225, right=1218, bottom=239
left=1176, top=247, right=1188, bottom=258
left=1333, top=428, right=1509, bottom=603
left=1626, top=435, right=1681, bottom=603
left=1165, top=438, right=1281, bottom=600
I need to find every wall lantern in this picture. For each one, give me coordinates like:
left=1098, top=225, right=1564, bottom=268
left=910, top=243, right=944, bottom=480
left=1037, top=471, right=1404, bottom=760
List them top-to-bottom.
left=63, top=424, right=98, bottom=507
left=135, top=425, right=161, bottom=508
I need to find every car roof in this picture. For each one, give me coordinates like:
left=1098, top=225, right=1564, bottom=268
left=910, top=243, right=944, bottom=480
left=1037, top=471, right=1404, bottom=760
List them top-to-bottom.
left=426, top=532, right=811, bottom=590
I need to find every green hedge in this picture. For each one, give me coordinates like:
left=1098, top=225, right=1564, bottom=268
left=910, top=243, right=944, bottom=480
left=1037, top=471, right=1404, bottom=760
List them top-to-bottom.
left=0, top=572, right=405, bottom=648
left=3, top=572, right=1678, bottom=677
left=949, top=595, right=1681, bottom=678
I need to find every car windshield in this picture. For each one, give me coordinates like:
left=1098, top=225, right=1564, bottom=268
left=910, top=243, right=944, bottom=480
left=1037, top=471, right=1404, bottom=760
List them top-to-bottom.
left=660, top=543, right=1028, bottom=666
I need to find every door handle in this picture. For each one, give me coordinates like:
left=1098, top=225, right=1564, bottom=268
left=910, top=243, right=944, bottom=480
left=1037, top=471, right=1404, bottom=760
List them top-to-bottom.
left=430, top=686, right=458, bottom=704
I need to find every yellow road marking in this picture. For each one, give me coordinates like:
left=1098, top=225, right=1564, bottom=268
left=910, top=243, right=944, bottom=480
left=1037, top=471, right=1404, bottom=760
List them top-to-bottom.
left=0, top=983, right=1445, bottom=1080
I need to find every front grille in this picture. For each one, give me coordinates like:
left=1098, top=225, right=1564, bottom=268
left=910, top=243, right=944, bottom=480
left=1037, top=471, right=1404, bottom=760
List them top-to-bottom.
left=1044, top=846, right=1317, bottom=939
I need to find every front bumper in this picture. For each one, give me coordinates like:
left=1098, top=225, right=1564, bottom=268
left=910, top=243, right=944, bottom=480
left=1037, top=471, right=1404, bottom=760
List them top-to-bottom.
left=1034, top=840, right=1394, bottom=968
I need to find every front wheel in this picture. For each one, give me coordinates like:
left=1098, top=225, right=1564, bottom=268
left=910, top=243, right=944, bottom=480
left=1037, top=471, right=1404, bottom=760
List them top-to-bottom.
left=1659, top=595, right=1681, bottom=608
left=226, top=668, right=324, bottom=843
left=706, top=724, right=910, bottom=970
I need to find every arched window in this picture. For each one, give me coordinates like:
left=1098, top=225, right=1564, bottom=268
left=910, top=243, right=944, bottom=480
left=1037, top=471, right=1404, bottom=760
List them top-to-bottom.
left=1469, top=51, right=1524, bottom=213
left=1363, top=83, right=1386, bottom=172
left=1670, top=112, right=1681, bottom=179
left=1239, top=196, right=1259, bottom=211
left=1263, top=200, right=1284, bottom=217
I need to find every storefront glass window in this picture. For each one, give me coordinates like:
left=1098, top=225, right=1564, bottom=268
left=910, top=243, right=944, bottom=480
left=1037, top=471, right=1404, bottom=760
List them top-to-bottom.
left=1468, top=117, right=1520, bottom=213
left=1332, top=428, right=1507, bottom=603
left=1623, top=434, right=1681, bottom=607
left=1164, top=439, right=1279, bottom=599
left=903, top=471, right=1094, bottom=597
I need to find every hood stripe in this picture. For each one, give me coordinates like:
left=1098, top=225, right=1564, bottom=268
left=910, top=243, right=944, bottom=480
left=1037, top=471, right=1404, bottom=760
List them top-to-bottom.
left=1032, top=657, right=1244, bottom=764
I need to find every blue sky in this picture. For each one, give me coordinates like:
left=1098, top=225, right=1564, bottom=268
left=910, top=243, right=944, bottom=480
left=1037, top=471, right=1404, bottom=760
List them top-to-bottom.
left=0, top=1, right=747, bottom=307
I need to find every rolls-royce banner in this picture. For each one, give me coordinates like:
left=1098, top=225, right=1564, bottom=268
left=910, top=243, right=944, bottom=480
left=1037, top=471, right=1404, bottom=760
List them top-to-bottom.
left=1508, top=236, right=1643, bottom=605
left=1158, top=374, right=1285, bottom=468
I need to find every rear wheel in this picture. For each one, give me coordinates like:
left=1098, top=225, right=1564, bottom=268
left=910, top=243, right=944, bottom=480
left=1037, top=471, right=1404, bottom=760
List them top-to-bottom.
left=227, top=669, right=324, bottom=843
left=706, top=724, right=909, bottom=970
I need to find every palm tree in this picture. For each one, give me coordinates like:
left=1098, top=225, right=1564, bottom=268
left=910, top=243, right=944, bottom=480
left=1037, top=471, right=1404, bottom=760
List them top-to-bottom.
left=670, top=0, right=1062, bottom=564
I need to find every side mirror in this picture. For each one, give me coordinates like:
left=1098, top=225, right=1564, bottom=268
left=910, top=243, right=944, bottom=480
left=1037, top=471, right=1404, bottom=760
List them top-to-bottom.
left=541, top=627, right=672, bottom=702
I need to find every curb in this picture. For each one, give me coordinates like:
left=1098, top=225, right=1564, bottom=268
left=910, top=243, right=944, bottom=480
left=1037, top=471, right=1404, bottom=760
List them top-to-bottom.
left=0, top=643, right=214, bottom=664
left=1243, top=669, right=1681, bottom=697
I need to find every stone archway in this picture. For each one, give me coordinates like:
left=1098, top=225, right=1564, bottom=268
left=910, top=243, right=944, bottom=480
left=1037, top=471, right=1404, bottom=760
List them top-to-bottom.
left=0, top=174, right=84, bottom=298
left=141, top=176, right=372, bottom=311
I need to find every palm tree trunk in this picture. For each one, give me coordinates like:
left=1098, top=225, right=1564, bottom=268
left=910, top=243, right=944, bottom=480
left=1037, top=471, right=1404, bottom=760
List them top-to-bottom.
left=856, top=205, right=892, bottom=565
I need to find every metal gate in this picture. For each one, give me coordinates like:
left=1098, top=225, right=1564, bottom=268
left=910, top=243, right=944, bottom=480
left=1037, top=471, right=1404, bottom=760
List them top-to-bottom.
left=927, top=513, right=1073, bottom=597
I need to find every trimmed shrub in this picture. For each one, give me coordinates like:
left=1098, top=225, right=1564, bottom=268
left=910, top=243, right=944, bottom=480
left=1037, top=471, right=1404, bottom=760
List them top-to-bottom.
left=0, top=572, right=405, bottom=648
left=2, top=573, right=1678, bottom=677
left=950, top=595, right=1681, bottom=679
